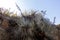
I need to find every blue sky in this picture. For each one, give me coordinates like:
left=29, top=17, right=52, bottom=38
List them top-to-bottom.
left=0, top=0, right=59, bottom=24
left=16, top=0, right=60, bottom=24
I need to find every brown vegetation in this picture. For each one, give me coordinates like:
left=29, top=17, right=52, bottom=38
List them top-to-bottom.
left=0, top=8, right=60, bottom=40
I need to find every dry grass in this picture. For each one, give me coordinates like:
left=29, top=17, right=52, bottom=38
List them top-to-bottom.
left=0, top=8, right=59, bottom=40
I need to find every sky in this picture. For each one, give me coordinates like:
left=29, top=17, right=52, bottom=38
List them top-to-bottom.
left=0, top=0, right=60, bottom=24
left=16, top=0, right=60, bottom=24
